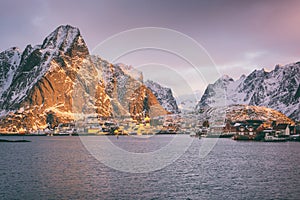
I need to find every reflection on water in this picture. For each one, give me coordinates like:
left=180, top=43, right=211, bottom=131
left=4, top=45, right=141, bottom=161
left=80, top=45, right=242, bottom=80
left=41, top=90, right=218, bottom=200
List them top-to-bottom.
left=0, top=136, right=300, bottom=199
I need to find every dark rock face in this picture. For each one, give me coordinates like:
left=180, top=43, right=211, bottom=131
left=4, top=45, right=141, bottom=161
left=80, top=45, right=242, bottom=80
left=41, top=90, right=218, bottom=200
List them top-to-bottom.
left=0, top=25, right=168, bottom=132
left=0, top=47, right=21, bottom=102
left=197, top=63, right=300, bottom=120
left=144, top=80, right=179, bottom=113
left=197, top=84, right=216, bottom=108
left=295, top=84, right=300, bottom=100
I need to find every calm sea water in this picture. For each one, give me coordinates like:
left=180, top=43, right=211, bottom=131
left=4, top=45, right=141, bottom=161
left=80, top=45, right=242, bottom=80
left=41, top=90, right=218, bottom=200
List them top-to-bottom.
left=0, top=135, right=299, bottom=200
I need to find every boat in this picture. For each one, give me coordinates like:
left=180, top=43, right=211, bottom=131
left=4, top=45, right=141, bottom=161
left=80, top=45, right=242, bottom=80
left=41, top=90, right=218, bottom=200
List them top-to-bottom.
left=54, top=123, right=77, bottom=136
left=86, top=124, right=102, bottom=134
left=189, top=132, right=196, bottom=137
left=205, top=132, right=235, bottom=138
left=219, top=133, right=235, bottom=138
left=264, top=133, right=287, bottom=142
left=232, top=134, right=253, bottom=141
left=289, top=134, right=300, bottom=141
left=0, top=139, right=31, bottom=143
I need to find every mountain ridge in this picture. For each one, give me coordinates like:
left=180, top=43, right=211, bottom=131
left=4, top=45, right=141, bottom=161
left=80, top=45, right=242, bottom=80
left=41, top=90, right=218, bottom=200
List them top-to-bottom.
left=197, top=62, right=300, bottom=120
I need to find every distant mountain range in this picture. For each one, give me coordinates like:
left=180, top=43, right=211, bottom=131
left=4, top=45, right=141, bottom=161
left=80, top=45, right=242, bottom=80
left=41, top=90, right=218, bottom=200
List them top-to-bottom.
left=0, top=24, right=298, bottom=133
left=0, top=25, right=178, bottom=132
left=196, top=62, right=300, bottom=121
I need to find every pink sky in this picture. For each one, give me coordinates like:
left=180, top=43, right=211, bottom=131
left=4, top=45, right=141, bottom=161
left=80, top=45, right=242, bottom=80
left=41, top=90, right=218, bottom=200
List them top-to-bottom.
left=1, top=0, right=299, bottom=95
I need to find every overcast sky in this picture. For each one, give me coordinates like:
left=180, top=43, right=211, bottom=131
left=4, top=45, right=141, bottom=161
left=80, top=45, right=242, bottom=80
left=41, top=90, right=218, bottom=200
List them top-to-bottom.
left=1, top=0, right=299, bottom=96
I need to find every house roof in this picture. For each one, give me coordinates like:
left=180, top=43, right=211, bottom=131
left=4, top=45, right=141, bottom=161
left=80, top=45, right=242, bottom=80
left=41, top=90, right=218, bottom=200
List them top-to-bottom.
left=246, top=120, right=264, bottom=124
left=274, top=123, right=289, bottom=130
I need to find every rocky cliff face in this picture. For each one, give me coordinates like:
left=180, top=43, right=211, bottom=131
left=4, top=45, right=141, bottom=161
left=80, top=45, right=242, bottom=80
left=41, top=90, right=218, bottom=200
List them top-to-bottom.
left=0, top=25, right=168, bottom=133
left=0, top=25, right=99, bottom=131
left=92, top=57, right=167, bottom=119
left=196, top=63, right=300, bottom=120
left=144, top=80, right=179, bottom=114
left=202, top=105, right=294, bottom=125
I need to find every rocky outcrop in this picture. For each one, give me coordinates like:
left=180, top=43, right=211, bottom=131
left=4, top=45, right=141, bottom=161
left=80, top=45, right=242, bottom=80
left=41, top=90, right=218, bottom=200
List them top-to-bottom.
left=128, top=85, right=168, bottom=120
left=201, top=105, right=294, bottom=125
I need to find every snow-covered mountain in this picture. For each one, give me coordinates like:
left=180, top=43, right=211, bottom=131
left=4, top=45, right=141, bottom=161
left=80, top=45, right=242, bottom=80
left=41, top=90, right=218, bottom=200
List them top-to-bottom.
left=0, top=25, right=169, bottom=132
left=1, top=25, right=88, bottom=111
left=196, top=62, right=300, bottom=120
left=144, top=80, right=179, bottom=113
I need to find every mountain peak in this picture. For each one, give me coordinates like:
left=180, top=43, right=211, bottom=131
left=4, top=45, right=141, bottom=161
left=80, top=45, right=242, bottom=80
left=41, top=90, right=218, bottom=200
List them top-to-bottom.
left=41, top=25, right=84, bottom=53
left=0, top=47, right=21, bottom=61
left=3, top=47, right=21, bottom=53
left=262, top=68, right=270, bottom=72
left=214, top=74, right=234, bottom=86
left=221, top=74, right=234, bottom=81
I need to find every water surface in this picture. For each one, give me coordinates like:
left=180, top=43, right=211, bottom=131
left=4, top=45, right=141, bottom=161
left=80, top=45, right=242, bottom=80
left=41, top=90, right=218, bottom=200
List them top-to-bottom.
left=0, top=136, right=299, bottom=199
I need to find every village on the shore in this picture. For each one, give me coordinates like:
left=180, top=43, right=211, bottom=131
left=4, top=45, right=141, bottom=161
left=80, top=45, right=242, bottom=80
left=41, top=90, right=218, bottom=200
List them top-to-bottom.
left=1, top=112, right=300, bottom=143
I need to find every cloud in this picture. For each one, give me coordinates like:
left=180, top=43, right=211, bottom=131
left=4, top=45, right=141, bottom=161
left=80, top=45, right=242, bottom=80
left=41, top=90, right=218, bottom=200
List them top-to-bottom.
left=244, top=51, right=267, bottom=60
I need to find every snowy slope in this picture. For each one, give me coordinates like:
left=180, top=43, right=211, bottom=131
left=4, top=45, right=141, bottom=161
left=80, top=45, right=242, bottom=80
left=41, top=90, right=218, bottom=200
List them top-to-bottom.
left=0, top=25, right=85, bottom=110
left=0, top=47, right=21, bottom=99
left=197, top=62, right=300, bottom=120
left=144, top=80, right=179, bottom=113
